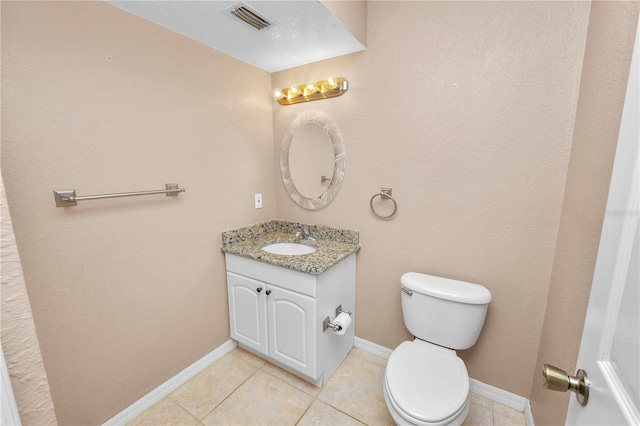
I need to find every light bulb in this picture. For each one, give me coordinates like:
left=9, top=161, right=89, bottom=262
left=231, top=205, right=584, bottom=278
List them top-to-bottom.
left=304, top=81, right=318, bottom=96
left=287, top=85, right=301, bottom=100
left=271, top=88, right=283, bottom=99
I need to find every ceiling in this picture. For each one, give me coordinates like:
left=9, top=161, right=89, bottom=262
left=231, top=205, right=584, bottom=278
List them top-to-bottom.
left=107, top=0, right=366, bottom=73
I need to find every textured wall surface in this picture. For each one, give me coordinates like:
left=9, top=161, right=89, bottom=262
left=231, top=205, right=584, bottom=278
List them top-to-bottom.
left=2, top=1, right=638, bottom=424
left=272, top=1, right=591, bottom=398
left=1, top=2, right=274, bottom=424
left=530, top=2, right=639, bottom=424
left=1, top=177, right=57, bottom=425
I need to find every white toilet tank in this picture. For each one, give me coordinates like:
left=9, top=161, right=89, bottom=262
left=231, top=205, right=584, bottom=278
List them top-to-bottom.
left=401, top=272, right=492, bottom=350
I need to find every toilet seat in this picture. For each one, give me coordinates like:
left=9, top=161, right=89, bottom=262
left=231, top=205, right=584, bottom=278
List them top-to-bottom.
left=385, top=340, right=469, bottom=425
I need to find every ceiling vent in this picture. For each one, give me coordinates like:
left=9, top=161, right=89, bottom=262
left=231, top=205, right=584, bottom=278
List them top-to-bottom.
left=229, top=4, right=273, bottom=30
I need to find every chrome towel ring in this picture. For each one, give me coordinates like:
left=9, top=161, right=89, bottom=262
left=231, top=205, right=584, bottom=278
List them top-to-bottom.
left=370, top=187, right=397, bottom=219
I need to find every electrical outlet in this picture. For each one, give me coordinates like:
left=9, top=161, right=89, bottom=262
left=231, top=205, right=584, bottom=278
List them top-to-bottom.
left=254, top=193, right=262, bottom=209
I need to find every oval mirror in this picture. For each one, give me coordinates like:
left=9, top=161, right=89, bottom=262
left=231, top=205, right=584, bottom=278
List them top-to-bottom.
left=281, top=111, right=345, bottom=209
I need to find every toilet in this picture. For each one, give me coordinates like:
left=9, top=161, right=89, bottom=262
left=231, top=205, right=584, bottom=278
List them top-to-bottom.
left=383, top=272, right=492, bottom=426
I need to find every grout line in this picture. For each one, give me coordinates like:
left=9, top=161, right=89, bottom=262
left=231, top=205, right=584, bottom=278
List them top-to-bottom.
left=104, top=339, right=237, bottom=426
left=128, top=343, right=526, bottom=426
left=252, top=350, right=370, bottom=426
left=199, top=364, right=261, bottom=422
left=294, top=386, right=368, bottom=426
left=166, top=395, right=197, bottom=422
left=294, top=398, right=315, bottom=426
left=328, top=402, right=370, bottom=425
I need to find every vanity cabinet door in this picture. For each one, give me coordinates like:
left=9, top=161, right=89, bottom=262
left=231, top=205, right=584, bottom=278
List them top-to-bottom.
left=227, top=272, right=268, bottom=356
left=266, top=285, right=316, bottom=378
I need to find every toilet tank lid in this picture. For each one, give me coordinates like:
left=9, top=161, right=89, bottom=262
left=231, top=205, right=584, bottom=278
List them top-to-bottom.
left=401, top=272, right=492, bottom=304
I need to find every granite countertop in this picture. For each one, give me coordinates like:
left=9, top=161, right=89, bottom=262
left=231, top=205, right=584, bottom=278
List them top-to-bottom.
left=221, top=219, right=360, bottom=275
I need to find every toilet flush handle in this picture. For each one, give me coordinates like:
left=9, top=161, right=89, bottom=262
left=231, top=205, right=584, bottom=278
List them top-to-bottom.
left=401, top=286, right=413, bottom=296
left=542, top=364, right=590, bottom=406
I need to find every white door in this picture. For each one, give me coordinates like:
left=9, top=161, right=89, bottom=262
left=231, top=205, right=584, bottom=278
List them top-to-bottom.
left=565, top=22, right=639, bottom=425
left=227, top=272, right=269, bottom=356
left=267, top=284, right=316, bottom=378
left=1, top=346, right=22, bottom=426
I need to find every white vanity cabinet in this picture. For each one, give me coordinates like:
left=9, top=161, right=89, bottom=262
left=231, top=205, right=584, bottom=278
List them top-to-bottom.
left=225, top=253, right=355, bottom=385
left=227, top=272, right=317, bottom=377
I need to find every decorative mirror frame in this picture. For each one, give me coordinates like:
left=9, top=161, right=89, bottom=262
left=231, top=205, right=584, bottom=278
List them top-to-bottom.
left=280, top=110, right=345, bottom=210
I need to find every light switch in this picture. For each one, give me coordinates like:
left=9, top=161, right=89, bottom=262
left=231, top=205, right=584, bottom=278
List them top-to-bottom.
left=255, top=193, right=262, bottom=209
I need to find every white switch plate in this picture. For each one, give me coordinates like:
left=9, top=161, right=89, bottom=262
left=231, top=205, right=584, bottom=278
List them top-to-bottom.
left=254, top=193, right=262, bottom=209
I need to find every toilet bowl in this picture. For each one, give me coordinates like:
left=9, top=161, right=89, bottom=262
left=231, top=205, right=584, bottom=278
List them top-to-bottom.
left=384, top=272, right=491, bottom=426
left=383, top=340, right=470, bottom=426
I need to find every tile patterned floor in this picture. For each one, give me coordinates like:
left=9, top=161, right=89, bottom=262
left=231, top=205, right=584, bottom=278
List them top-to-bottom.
left=128, top=347, right=527, bottom=426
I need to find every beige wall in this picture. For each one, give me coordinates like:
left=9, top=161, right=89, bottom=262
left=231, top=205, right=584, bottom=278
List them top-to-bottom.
left=2, top=1, right=638, bottom=425
left=273, top=1, right=591, bottom=398
left=1, top=2, right=274, bottom=424
left=529, top=2, right=639, bottom=424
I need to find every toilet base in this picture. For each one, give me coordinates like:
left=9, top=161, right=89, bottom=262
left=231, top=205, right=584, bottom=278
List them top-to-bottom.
left=383, top=376, right=470, bottom=426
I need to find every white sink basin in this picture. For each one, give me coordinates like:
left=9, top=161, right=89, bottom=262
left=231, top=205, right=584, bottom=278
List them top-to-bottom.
left=262, top=242, right=316, bottom=256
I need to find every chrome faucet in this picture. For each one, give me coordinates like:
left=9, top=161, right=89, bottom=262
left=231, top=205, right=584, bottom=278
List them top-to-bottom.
left=296, top=225, right=315, bottom=242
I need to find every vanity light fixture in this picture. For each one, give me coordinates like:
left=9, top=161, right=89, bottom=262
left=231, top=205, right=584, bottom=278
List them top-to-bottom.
left=272, top=77, right=348, bottom=105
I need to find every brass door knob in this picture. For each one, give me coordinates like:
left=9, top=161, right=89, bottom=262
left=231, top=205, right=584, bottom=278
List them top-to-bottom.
left=542, top=364, right=590, bottom=406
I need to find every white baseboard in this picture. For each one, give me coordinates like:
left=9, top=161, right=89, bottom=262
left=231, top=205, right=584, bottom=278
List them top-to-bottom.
left=354, top=336, right=393, bottom=359
left=103, top=337, right=535, bottom=426
left=102, top=339, right=236, bottom=425
left=469, top=378, right=528, bottom=411
left=470, top=379, right=535, bottom=425
left=524, top=400, right=534, bottom=426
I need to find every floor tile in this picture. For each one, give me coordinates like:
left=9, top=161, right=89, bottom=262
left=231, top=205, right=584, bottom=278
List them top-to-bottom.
left=130, top=345, right=529, bottom=426
left=230, top=346, right=267, bottom=368
left=347, top=346, right=388, bottom=368
left=318, top=349, right=394, bottom=425
left=170, top=353, right=257, bottom=420
left=262, top=362, right=322, bottom=397
left=201, top=370, right=313, bottom=426
left=470, top=393, right=493, bottom=409
left=126, top=398, right=200, bottom=426
left=297, top=400, right=365, bottom=426
left=462, top=400, right=494, bottom=425
left=493, top=402, right=526, bottom=426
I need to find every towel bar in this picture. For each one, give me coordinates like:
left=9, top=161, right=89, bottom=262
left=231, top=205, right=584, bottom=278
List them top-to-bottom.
left=53, top=184, right=185, bottom=207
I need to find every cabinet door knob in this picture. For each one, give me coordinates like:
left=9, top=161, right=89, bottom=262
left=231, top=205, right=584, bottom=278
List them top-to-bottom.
left=256, top=287, right=263, bottom=293
left=266, top=290, right=271, bottom=295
